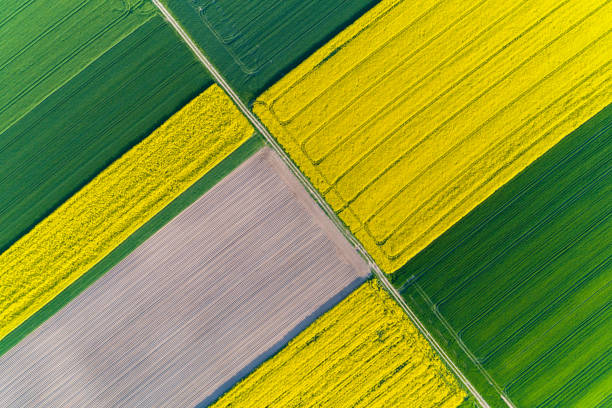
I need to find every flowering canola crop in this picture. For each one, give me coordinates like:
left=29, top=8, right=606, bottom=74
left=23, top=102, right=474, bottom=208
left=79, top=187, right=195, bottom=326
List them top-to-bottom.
left=254, top=0, right=612, bottom=273
left=0, top=85, right=252, bottom=341
left=212, top=280, right=466, bottom=408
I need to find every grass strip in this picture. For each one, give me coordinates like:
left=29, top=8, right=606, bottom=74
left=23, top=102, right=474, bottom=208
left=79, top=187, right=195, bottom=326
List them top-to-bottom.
left=0, top=85, right=252, bottom=341
left=0, top=135, right=263, bottom=359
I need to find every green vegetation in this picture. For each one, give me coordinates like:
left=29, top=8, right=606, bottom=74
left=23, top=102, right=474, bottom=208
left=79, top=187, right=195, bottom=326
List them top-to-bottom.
left=0, top=0, right=154, bottom=132
left=160, top=0, right=379, bottom=102
left=0, top=15, right=212, bottom=252
left=0, top=83, right=252, bottom=344
left=393, top=105, right=612, bottom=408
left=0, top=135, right=264, bottom=359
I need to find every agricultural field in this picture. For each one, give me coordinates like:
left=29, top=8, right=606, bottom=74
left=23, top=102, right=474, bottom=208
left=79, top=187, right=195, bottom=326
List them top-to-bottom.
left=0, top=0, right=155, bottom=132
left=2, top=0, right=608, bottom=407
left=159, top=0, right=379, bottom=102
left=254, top=0, right=612, bottom=273
left=0, top=13, right=212, bottom=253
left=0, top=85, right=252, bottom=342
left=393, top=105, right=612, bottom=407
left=0, top=135, right=265, bottom=358
left=0, top=149, right=370, bottom=407
left=213, top=279, right=466, bottom=408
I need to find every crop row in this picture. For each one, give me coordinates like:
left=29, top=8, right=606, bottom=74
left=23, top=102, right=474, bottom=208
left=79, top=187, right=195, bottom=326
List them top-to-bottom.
left=0, top=0, right=154, bottom=132
left=160, top=0, right=379, bottom=102
left=254, top=0, right=612, bottom=273
left=0, top=15, right=211, bottom=253
left=0, top=85, right=252, bottom=341
left=394, top=106, right=612, bottom=407
left=0, top=150, right=370, bottom=406
left=213, top=279, right=466, bottom=408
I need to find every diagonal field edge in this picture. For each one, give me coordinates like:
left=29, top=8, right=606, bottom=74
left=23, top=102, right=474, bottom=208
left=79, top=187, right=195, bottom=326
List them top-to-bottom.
left=151, top=1, right=493, bottom=407
left=0, top=135, right=263, bottom=360
left=0, top=147, right=371, bottom=406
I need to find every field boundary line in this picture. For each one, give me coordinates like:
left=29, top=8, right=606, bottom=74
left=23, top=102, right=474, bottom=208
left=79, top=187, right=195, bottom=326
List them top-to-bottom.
left=152, top=1, right=491, bottom=406
left=413, top=283, right=516, bottom=406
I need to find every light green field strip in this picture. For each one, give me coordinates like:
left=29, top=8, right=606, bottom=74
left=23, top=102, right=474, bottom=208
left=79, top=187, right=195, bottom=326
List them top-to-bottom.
left=0, top=0, right=155, bottom=133
left=254, top=0, right=612, bottom=273
left=0, top=85, right=252, bottom=341
left=394, top=105, right=612, bottom=407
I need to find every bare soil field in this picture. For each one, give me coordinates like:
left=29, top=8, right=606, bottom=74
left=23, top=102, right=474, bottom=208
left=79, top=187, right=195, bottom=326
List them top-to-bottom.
left=0, top=148, right=369, bottom=407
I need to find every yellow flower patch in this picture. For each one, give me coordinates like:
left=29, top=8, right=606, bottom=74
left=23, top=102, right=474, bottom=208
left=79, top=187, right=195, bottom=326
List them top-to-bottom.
left=255, top=0, right=612, bottom=272
left=0, top=85, right=252, bottom=340
left=213, top=280, right=466, bottom=408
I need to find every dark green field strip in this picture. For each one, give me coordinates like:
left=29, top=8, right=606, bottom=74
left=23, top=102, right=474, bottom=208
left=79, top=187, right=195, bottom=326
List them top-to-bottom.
left=0, top=0, right=154, bottom=133
left=160, top=0, right=380, bottom=103
left=0, top=16, right=212, bottom=253
left=394, top=104, right=612, bottom=408
left=398, top=130, right=611, bottom=300
left=0, top=135, right=264, bottom=359
left=463, top=233, right=610, bottom=359
left=486, top=273, right=610, bottom=381
left=543, top=348, right=611, bottom=408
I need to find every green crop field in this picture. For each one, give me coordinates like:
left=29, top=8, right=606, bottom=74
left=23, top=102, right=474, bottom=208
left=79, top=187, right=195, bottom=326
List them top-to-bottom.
left=0, top=0, right=154, bottom=133
left=159, top=0, right=379, bottom=102
left=1, top=1, right=608, bottom=407
left=0, top=14, right=211, bottom=252
left=393, top=105, right=612, bottom=408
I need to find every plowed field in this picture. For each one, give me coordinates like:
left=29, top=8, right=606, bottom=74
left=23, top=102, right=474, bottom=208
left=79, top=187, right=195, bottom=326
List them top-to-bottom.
left=0, top=85, right=252, bottom=341
left=0, top=149, right=370, bottom=407
left=213, top=279, right=466, bottom=408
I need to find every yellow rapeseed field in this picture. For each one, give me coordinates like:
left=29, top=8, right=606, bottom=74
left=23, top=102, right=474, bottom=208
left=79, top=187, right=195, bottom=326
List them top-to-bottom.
left=255, top=0, right=612, bottom=273
left=0, top=85, right=252, bottom=340
left=212, top=279, right=466, bottom=408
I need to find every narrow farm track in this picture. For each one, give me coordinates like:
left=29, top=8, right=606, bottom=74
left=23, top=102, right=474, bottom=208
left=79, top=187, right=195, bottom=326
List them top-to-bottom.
left=157, top=0, right=379, bottom=101
left=254, top=0, right=612, bottom=273
left=153, top=1, right=491, bottom=407
left=0, top=150, right=370, bottom=407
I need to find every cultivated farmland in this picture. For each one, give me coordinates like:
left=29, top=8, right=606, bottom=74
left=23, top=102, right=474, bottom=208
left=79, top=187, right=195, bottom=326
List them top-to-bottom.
left=0, top=0, right=154, bottom=132
left=159, top=0, right=379, bottom=102
left=254, top=0, right=612, bottom=273
left=0, top=14, right=211, bottom=252
left=0, top=85, right=252, bottom=342
left=393, top=105, right=612, bottom=407
left=0, top=135, right=265, bottom=358
left=0, top=149, right=370, bottom=407
left=213, top=279, right=466, bottom=408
